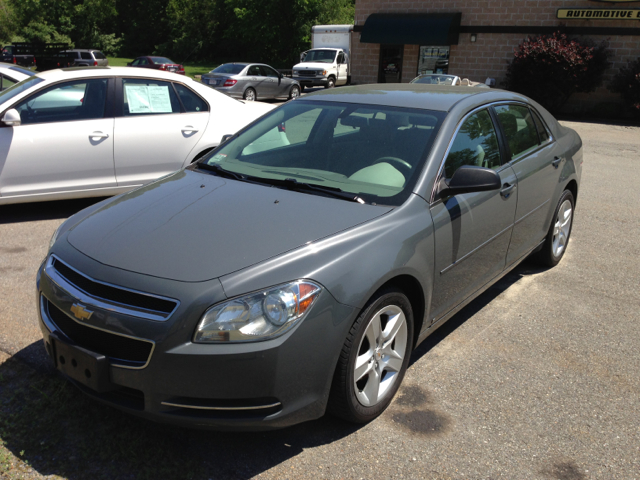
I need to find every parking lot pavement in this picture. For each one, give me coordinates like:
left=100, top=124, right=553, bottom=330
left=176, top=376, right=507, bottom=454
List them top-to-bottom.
left=1, top=120, right=639, bottom=479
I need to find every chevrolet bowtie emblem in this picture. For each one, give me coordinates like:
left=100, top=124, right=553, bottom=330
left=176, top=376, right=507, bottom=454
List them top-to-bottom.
left=70, top=303, right=93, bottom=321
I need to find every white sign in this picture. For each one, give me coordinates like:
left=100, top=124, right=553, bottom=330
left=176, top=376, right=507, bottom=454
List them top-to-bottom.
left=125, top=85, right=173, bottom=114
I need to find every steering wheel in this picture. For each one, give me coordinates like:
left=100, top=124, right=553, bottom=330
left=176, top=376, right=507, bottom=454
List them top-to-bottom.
left=373, top=156, right=412, bottom=173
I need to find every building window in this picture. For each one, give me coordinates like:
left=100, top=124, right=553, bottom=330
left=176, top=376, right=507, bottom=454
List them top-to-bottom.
left=418, top=46, right=450, bottom=75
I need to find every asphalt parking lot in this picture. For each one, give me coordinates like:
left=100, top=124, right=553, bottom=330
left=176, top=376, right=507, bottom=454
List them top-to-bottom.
left=0, top=120, right=639, bottom=479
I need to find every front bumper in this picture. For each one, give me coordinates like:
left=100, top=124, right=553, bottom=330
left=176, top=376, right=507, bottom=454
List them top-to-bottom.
left=292, top=76, right=328, bottom=88
left=36, top=246, right=356, bottom=430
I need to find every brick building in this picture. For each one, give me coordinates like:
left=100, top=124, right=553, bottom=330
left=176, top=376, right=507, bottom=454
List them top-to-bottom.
left=350, top=0, right=640, bottom=114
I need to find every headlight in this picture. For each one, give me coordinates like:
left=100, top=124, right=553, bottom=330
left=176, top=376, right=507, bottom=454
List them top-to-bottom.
left=321, top=70, right=327, bottom=76
left=48, top=223, right=64, bottom=250
left=194, top=281, right=322, bottom=343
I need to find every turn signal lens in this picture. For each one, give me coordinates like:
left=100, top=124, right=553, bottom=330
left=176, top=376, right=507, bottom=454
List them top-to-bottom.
left=194, top=281, right=322, bottom=343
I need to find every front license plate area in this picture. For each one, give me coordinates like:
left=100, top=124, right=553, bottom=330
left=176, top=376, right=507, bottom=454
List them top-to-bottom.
left=50, top=333, right=115, bottom=393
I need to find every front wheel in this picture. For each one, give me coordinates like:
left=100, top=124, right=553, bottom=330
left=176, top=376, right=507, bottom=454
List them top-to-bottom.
left=324, top=76, right=336, bottom=89
left=289, top=85, right=300, bottom=99
left=243, top=87, right=256, bottom=101
left=535, top=189, right=575, bottom=267
left=327, top=288, right=414, bottom=423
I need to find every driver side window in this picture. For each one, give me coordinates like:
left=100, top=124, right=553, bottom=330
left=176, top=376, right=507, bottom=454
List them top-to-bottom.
left=443, top=109, right=501, bottom=179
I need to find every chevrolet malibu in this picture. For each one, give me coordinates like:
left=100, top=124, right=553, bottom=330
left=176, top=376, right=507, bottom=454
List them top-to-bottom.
left=0, top=67, right=272, bottom=205
left=38, top=84, right=582, bottom=430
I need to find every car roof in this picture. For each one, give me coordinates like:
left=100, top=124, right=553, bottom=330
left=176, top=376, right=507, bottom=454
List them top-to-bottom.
left=64, top=49, right=100, bottom=53
left=34, top=66, right=196, bottom=83
left=301, top=84, right=525, bottom=112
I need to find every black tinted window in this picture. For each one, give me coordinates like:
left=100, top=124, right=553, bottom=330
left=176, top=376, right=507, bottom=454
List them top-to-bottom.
left=93, top=51, right=106, bottom=59
left=80, top=52, right=92, bottom=59
left=247, top=65, right=262, bottom=76
left=15, top=78, right=107, bottom=124
left=174, top=83, right=208, bottom=113
left=494, top=104, right=540, bottom=159
left=444, top=109, right=501, bottom=178
left=531, top=109, right=551, bottom=143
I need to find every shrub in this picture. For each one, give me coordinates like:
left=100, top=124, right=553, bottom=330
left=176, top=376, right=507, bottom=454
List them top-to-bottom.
left=504, top=32, right=611, bottom=113
left=609, top=58, right=640, bottom=118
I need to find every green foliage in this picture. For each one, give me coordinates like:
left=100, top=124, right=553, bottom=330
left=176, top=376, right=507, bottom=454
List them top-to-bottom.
left=0, top=0, right=18, bottom=44
left=504, top=32, right=612, bottom=113
left=609, top=57, right=640, bottom=118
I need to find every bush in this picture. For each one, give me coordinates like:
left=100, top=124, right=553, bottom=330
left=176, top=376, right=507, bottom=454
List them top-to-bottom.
left=504, top=32, right=611, bottom=113
left=609, top=58, right=640, bottom=118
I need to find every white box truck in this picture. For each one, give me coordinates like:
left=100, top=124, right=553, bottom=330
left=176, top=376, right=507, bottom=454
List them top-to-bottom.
left=292, top=25, right=353, bottom=90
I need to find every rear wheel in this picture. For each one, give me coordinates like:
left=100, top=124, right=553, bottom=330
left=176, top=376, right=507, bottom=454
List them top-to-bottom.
left=289, top=85, right=300, bottom=99
left=243, top=87, right=256, bottom=101
left=535, top=189, right=575, bottom=267
left=328, top=288, right=413, bottom=423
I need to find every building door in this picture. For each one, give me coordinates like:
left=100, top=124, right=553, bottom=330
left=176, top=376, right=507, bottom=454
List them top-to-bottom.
left=378, top=45, right=403, bottom=83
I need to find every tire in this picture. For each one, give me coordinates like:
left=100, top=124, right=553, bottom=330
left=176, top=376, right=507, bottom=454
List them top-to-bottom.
left=324, top=76, right=336, bottom=89
left=289, top=85, right=300, bottom=99
left=243, top=87, right=256, bottom=101
left=534, top=189, right=575, bottom=267
left=327, top=288, right=414, bottom=423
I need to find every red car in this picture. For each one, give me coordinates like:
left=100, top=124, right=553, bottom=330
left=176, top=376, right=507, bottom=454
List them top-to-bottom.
left=127, top=56, right=185, bottom=75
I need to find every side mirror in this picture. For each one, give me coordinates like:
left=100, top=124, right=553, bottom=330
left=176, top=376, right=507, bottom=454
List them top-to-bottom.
left=127, top=62, right=132, bottom=66
left=2, top=108, right=21, bottom=126
left=437, top=165, right=501, bottom=199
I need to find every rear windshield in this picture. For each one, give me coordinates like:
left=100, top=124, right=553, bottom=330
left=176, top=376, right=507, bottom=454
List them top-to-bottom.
left=150, top=57, right=175, bottom=64
left=211, top=64, right=245, bottom=75
left=0, top=76, right=44, bottom=105
left=201, top=100, right=445, bottom=206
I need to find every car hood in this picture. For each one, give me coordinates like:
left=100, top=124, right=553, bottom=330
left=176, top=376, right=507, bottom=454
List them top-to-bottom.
left=293, top=62, right=334, bottom=70
left=66, top=169, right=391, bottom=282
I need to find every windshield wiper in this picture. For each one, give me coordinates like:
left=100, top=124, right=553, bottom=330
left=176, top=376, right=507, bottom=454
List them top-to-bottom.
left=195, top=162, right=248, bottom=181
left=271, top=177, right=366, bottom=204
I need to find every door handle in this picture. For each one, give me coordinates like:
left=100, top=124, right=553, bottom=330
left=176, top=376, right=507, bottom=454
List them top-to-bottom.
left=181, top=126, right=198, bottom=134
left=89, top=131, right=109, bottom=139
left=551, top=156, right=562, bottom=168
left=500, top=183, right=516, bottom=198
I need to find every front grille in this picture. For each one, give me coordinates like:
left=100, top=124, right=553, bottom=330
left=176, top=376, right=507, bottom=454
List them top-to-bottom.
left=295, top=70, right=319, bottom=77
left=51, top=257, right=177, bottom=315
left=47, top=299, right=153, bottom=365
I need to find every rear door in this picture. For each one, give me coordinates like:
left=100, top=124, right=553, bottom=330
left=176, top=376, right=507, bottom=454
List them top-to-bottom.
left=245, top=65, right=267, bottom=98
left=112, top=77, right=208, bottom=187
left=0, top=78, right=116, bottom=199
left=493, top=103, right=562, bottom=266
left=429, top=107, right=518, bottom=323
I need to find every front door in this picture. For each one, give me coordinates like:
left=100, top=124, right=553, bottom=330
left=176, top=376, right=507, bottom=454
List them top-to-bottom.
left=378, top=45, right=403, bottom=83
left=337, top=52, right=348, bottom=85
left=0, top=78, right=116, bottom=199
left=113, top=78, right=207, bottom=187
left=429, top=108, right=518, bottom=323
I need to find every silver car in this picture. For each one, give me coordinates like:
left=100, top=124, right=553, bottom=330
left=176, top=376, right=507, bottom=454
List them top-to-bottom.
left=62, top=49, right=109, bottom=67
left=201, top=63, right=301, bottom=101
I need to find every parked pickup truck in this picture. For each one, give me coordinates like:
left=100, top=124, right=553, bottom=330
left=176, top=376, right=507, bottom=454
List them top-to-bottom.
left=292, top=25, right=352, bottom=90
left=1, top=45, right=36, bottom=68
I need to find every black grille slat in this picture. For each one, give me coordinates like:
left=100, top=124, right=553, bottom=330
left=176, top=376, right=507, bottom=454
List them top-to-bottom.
left=52, top=259, right=176, bottom=315
left=47, top=300, right=152, bottom=364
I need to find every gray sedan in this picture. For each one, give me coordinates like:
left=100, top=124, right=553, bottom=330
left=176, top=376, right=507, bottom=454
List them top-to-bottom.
left=200, top=63, right=301, bottom=101
left=38, top=85, right=582, bottom=430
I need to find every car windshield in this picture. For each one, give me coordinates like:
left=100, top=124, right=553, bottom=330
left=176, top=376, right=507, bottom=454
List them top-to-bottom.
left=302, top=50, right=337, bottom=63
left=150, top=57, right=175, bottom=64
left=211, top=64, right=245, bottom=75
left=411, top=75, right=457, bottom=85
left=0, top=76, right=43, bottom=105
left=199, top=100, right=445, bottom=206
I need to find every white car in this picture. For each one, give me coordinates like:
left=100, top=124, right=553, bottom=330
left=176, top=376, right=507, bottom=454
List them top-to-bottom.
left=0, top=62, right=35, bottom=91
left=0, top=67, right=274, bottom=205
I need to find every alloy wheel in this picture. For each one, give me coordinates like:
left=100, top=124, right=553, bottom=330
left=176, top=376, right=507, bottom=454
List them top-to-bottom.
left=552, top=199, right=572, bottom=258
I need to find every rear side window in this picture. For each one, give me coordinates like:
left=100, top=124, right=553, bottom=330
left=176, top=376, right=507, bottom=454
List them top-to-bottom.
left=93, top=51, right=106, bottom=60
left=80, top=52, right=92, bottom=60
left=247, top=65, right=262, bottom=76
left=1, top=74, right=17, bottom=90
left=123, top=78, right=180, bottom=115
left=173, top=83, right=208, bottom=112
left=494, top=104, right=540, bottom=159
left=444, top=109, right=501, bottom=178
left=531, top=109, right=551, bottom=143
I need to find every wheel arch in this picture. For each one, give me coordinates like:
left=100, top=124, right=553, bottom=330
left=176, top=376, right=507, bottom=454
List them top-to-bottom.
left=565, top=179, right=578, bottom=205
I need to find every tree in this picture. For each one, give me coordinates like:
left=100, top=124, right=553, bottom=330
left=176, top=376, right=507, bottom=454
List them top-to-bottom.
left=0, top=0, right=18, bottom=44
left=504, top=32, right=611, bottom=113
left=609, top=58, right=640, bottom=118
